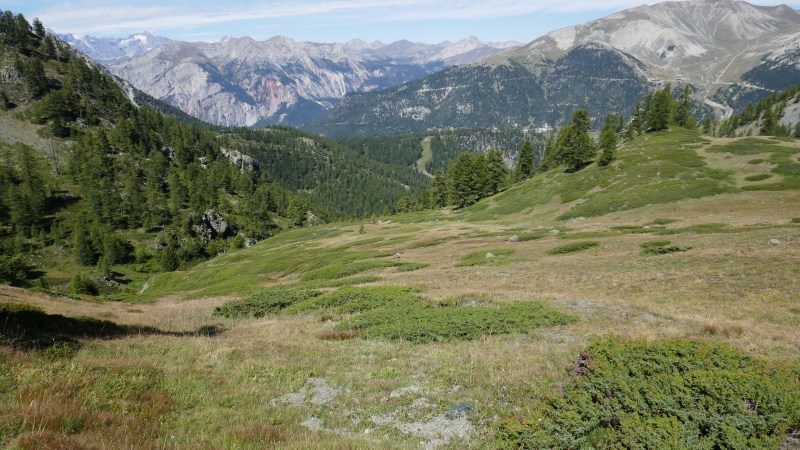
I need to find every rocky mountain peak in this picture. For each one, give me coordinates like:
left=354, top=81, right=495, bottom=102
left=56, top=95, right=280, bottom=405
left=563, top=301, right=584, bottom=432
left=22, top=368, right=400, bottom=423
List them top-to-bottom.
left=74, top=33, right=521, bottom=127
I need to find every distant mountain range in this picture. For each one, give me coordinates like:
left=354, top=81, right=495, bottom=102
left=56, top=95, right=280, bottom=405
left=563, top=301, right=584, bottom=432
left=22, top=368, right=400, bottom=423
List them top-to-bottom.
left=59, top=0, right=800, bottom=136
left=309, top=0, right=800, bottom=136
left=58, top=32, right=521, bottom=127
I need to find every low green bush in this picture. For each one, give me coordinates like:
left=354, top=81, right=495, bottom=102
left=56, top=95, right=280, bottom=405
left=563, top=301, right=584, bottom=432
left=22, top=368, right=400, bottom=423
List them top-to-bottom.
left=748, top=158, right=765, bottom=164
left=744, top=174, right=771, bottom=182
left=649, top=218, right=679, bottom=225
left=515, top=231, right=549, bottom=242
left=640, top=240, right=690, bottom=255
left=547, top=241, right=599, bottom=255
left=395, top=262, right=429, bottom=272
left=69, top=274, right=98, bottom=296
left=285, top=285, right=422, bottom=315
left=214, top=286, right=576, bottom=343
left=213, top=288, right=322, bottom=318
left=338, top=299, right=576, bottom=343
left=500, top=339, right=800, bottom=449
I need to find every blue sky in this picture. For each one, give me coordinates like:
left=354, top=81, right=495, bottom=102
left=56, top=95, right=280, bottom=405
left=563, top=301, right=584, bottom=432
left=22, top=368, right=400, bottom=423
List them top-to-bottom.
left=8, top=0, right=800, bottom=44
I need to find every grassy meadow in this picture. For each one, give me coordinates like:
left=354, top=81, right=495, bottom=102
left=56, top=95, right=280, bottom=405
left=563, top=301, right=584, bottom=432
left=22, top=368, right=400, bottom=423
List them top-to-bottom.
left=2, top=131, right=800, bottom=448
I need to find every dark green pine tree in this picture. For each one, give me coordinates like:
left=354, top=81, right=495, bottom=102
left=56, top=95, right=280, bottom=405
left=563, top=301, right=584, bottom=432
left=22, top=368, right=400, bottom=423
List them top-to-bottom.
left=32, top=17, right=45, bottom=37
left=23, top=58, right=49, bottom=99
left=647, top=83, right=674, bottom=132
left=674, top=85, right=695, bottom=128
left=760, top=108, right=777, bottom=136
left=559, top=110, right=596, bottom=172
left=598, top=113, right=619, bottom=167
left=702, top=117, right=714, bottom=135
left=794, top=122, right=800, bottom=139
left=540, top=133, right=558, bottom=170
left=513, top=139, right=535, bottom=182
left=6, top=144, right=49, bottom=236
left=485, top=149, right=508, bottom=195
left=448, top=152, right=481, bottom=208
left=471, top=153, right=490, bottom=199
left=430, top=169, right=449, bottom=208
left=73, top=223, right=98, bottom=266
left=159, top=246, right=180, bottom=272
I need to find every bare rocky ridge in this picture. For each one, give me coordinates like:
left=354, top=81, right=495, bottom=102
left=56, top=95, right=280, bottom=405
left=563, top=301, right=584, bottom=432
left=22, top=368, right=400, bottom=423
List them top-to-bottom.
left=492, top=0, right=800, bottom=118
left=60, top=33, right=520, bottom=127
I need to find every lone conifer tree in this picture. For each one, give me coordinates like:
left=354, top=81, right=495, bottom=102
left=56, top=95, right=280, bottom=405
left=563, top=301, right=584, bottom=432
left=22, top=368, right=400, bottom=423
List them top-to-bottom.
left=674, top=85, right=695, bottom=128
left=760, top=108, right=777, bottom=136
left=558, top=110, right=596, bottom=172
left=598, top=113, right=619, bottom=167
left=513, top=140, right=535, bottom=181
left=485, top=149, right=508, bottom=195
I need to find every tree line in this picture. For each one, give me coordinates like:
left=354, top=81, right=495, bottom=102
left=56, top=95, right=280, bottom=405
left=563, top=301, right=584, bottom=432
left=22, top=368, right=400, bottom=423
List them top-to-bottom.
left=712, top=85, right=800, bottom=138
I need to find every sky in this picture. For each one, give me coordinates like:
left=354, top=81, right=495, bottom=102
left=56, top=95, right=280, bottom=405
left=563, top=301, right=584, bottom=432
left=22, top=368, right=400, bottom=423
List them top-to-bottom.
left=7, top=0, right=800, bottom=44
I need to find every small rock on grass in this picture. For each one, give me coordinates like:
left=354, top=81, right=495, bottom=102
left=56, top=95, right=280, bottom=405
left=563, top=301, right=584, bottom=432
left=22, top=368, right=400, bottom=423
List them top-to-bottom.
left=445, top=402, right=473, bottom=420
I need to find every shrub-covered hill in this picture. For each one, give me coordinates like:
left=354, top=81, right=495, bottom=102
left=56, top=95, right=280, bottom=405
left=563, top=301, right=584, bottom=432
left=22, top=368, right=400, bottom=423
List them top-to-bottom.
left=455, top=128, right=800, bottom=223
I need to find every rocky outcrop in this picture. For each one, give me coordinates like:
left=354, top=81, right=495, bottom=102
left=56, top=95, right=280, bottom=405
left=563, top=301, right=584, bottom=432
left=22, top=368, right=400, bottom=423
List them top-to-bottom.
left=220, top=148, right=258, bottom=171
left=195, top=210, right=234, bottom=241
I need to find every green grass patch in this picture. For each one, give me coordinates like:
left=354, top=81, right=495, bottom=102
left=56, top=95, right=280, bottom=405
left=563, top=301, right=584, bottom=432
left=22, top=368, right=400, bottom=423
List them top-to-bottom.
left=548, top=130, right=735, bottom=220
left=705, top=138, right=780, bottom=155
left=708, top=139, right=800, bottom=190
left=748, top=158, right=766, bottom=164
left=744, top=174, right=772, bottom=182
left=792, top=218, right=800, bottom=224
left=655, top=222, right=730, bottom=235
left=608, top=225, right=666, bottom=234
left=560, top=231, right=618, bottom=239
left=408, top=236, right=456, bottom=249
left=640, top=240, right=691, bottom=255
left=547, top=241, right=600, bottom=255
left=456, top=248, right=515, bottom=267
left=301, top=260, right=399, bottom=281
left=395, top=262, right=429, bottom=272
left=500, top=339, right=800, bottom=449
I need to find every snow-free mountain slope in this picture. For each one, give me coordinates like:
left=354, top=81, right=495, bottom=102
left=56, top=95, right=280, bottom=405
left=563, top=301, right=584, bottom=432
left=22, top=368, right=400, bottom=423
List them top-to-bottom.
left=312, top=0, right=800, bottom=136
left=496, top=0, right=800, bottom=110
left=63, top=33, right=520, bottom=127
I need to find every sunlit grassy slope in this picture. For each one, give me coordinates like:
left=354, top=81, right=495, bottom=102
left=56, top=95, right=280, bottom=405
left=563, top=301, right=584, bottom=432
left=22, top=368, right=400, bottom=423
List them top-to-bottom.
left=2, top=129, right=800, bottom=448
